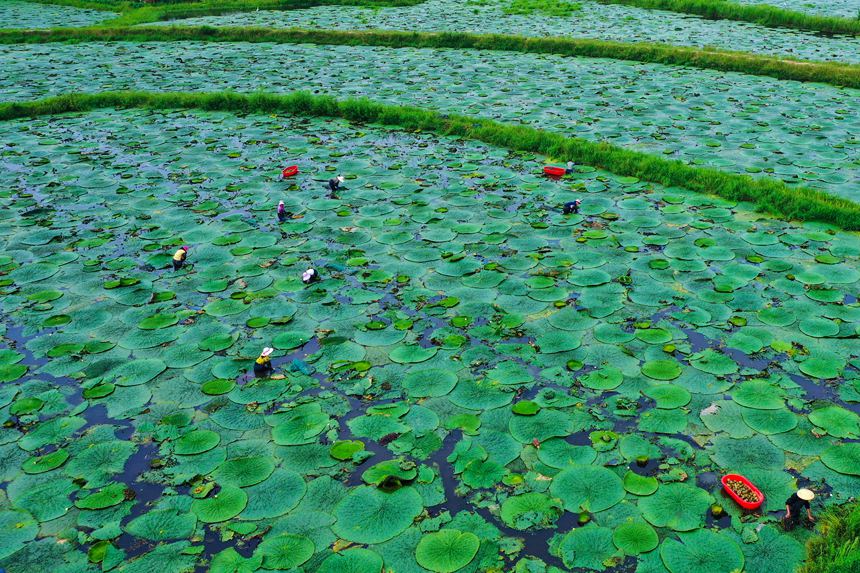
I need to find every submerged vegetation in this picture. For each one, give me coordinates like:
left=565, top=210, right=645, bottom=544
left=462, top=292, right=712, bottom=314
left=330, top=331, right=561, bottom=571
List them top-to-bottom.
left=31, top=0, right=860, bottom=35
left=597, top=0, right=860, bottom=36
left=1, top=1, right=860, bottom=572
left=4, top=26, right=860, bottom=91
left=2, top=90, right=859, bottom=228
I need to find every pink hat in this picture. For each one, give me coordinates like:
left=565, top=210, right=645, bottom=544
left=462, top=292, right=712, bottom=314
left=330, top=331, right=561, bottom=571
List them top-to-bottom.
left=181, top=245, right=189, bottom=251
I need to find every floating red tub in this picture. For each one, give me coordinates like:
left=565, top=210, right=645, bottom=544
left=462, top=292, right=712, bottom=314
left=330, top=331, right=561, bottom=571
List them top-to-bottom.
left=281, top=165, right=299, bottom=178
left=543, top=166, right=566, bottom=177
left=721, top=473, right=764, bottom=510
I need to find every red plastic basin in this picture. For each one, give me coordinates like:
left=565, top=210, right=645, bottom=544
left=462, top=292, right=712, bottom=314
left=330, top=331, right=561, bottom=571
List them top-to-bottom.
left=281, top=165, right=299, bottom=178
left=543, top=166, right=566, bottom=177
left=721, top=473, right=764, bottom=510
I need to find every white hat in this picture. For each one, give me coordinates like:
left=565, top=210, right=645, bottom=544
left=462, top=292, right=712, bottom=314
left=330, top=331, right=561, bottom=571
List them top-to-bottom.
left=337, top=175, right=345, bottom=182
left=278, top=200, right=284, bottom=206
left=302, top=269, right=315, bottom=282
left=261, top=347, right=274, bottom=357
left=797, top=488, right=815, bottom=501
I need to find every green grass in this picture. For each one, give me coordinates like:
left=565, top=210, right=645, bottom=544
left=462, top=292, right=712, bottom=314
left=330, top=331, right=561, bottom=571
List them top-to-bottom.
left=30, top=0, right=427, bottom=24
left=503, top=0, right=583, bottom=16
left=596, top=0, right=860, bottom=36
left=3, top=26, right=859, bottom=90
left=1, top=90, right=859, bottom=230
left=799, top=503, right=860, bottom=573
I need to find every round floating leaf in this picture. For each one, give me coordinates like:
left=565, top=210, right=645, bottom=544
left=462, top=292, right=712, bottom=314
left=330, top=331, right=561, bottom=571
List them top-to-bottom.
left=757, top=307, right=796, bottom=327
left=138, top=313, right=179, bottom=330
left=272, top=330, right=312, bottom=350
left=390, top=345, right=438, bottom=364
left=689, top=349, right=737, bottom=376
left=798, top=353, right=844, bottom=380
left=641, top=360, right=682, bottom=381
left=0, top=363, right=27, bottom=383
left=580, top=367, right=623, bottom=390
left=403, top=368, right=457, bottom=398
left=201, top=379, right=235, bottom=395
left=733, top=379, right=785, bottom=410
left=83, top=383, right=115, bottom=399
left=643, top=384, right=691, bottom=409
left=10, top=397, right=44, bottom=416
left=512, top=400, right=540, bottom=416
left=272, top=406, right=330, bottom=446
left=808, top=406, right=860, bottom=438
left=741, top=407, right=798, bottom=435
left=509, top=409, right=574, bottom=443
left=174, top=430, right=220, bottom=455
left=709, top=435, right=785, bottom=473
left=330, top=440, right=365, bottom=461
left=821, top=443, right=860, bottom=475
left=22, top=448, right=69, bottom=474
left=212, top=456, right=275, bottom=487
left=362, top=459, right=417, bottom=486
left=550, top=465, right=624, bottom=512
left=241, top=469, right=306, bottom=520
left=623, top=471, right=658, bottom=496
left=74, top=483, right=126, bottom=510
left=640, top=483, right=712, bottom=531
left=191, top=485, right=248, bottom=523
left=332, top=486, right=423, bottom=544
left=500, top=493, right=562, bottom=530
left=125, top=509, right=196, bottom=541
left=0, top=510, right=38, bottom=559
left=613, top=521, right=658, bottom=555
left=558, top=526, right=616, bottom=571
left=741, top=526, right=804, bottom=573
left=415, top=529, right=480, bottom=573
left=660, top=530, right=744, bottom=573
left=257, top=534, right=314, bottom=570
left=318, top=548, right=384, bottom=573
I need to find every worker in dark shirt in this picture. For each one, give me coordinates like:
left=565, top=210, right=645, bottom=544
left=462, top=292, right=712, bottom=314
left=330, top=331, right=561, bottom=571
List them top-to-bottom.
left=328, top=175, right=345, bottom=193
left=563, top=199, right=582, bottom=215
left=784, top=488, right=815, bottom=531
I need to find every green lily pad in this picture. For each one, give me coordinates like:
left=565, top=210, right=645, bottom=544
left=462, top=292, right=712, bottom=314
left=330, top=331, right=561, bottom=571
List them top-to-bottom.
left=22, top=448, right=69, bottom=474
left=550, top=465, right=624, bottom=512
left=191, top=485, right=248, bottom=523
left=332, top=486, right=423, bottom=544
left=613, top=521, right=658, bottom=555
left=415, top=529, right=480, bottom=573
left=660, top=529, right=744, bottom=573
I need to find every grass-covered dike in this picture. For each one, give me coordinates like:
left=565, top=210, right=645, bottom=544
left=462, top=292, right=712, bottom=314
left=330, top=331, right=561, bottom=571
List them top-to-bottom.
left=2, top=89, right=859, bottom=230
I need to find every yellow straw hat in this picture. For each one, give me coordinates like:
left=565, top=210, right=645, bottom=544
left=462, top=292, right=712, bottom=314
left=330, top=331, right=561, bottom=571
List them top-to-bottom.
left=797, top=488, right=815, bottom=501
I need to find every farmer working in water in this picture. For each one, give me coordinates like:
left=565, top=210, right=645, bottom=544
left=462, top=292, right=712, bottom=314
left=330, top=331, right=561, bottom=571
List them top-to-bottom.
left=564, top=161, right=575, bottom=174
left=328, top=175, right=345, bottom=194
left=563, top=199, right=582, bottom=215
left=277, top=200, right=288, bottom=223
left=172, top=246, right=189, bottom=270
left=302, top=268, right=320, bottom=285
left=254, top=347, right=274, bottom=376
left=784, top=488, right=815, bottom=530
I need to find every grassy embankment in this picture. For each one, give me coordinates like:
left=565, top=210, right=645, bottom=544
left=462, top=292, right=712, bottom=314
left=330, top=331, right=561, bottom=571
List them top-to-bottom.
left=1, top=90, right=859, bottom=230
left=798, top=503, right=860, bottom=573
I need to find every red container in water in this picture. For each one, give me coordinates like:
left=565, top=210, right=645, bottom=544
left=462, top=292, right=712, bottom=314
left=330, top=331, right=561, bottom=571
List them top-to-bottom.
left=281, top=165, right=299, bottom=178
left=543, top=166, right=566, bottom=177
left=721, top=473, right=764, bottom=510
